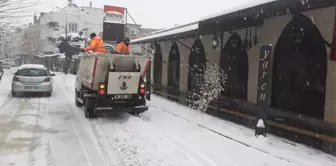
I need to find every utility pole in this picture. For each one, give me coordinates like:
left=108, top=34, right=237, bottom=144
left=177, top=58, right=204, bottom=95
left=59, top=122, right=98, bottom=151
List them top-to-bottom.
left=56, top=7, right=68, bottom=38
left=65, top=12, right=68, bottom=38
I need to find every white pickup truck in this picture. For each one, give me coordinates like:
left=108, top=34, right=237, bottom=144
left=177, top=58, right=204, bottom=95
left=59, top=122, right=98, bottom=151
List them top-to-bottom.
left=75, top=53, right=151, bottom=119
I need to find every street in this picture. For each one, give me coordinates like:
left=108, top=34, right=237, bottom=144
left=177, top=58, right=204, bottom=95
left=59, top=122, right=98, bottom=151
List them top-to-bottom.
left=0, top=68, right=335, bottom=166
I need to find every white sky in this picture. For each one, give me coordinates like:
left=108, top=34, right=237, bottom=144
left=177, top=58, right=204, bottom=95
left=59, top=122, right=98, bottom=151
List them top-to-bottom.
left=33, top=0, right=251, bottom=29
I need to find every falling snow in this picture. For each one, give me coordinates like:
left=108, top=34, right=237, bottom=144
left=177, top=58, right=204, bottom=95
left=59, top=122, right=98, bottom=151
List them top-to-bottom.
left=189, top=62, right=227, bottom=112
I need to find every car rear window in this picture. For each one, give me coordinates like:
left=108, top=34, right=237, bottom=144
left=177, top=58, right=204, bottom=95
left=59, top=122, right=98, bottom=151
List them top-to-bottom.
left=16, top=68, right=48, bottom=76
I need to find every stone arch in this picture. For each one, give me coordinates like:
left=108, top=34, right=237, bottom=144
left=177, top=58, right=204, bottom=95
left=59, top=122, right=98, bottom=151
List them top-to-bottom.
left=272, top=13, right=327, bottom=120
left=220, top=32, right=248, bottom=100
left=188, top=38, right=206, bottom=93
left=167, top=42, right=180, bottom=89
left=153, top=44, right=163, bottom=88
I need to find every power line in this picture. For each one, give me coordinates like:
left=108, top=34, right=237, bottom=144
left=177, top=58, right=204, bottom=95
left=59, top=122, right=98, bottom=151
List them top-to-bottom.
left=126, top=10, right=148, bottom=37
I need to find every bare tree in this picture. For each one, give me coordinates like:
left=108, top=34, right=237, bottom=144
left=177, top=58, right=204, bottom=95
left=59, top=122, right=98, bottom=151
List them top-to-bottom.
left=0, top=0, right=40, bottom=32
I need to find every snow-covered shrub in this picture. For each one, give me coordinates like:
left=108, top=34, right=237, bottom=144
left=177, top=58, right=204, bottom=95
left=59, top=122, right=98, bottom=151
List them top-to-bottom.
left=188, top=61, right=227, bottom=112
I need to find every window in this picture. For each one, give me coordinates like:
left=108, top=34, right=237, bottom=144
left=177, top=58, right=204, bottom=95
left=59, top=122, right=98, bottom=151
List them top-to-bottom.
left=68, top=23, right=78, bottom=32
left=16, top=68, right=48, bottom=76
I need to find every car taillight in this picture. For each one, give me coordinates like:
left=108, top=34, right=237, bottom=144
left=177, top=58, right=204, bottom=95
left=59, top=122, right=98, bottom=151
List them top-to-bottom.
left=13, top=76, right=20, bottom=82
left=43, top=77, right=50, bottom=82
left=139, top=78, right=146, bottom=94
left=99, top=83, right=105, bottom=95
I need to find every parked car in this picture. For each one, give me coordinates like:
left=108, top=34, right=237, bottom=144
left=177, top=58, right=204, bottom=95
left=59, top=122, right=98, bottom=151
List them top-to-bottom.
left=1, top=62, right=10, bottom=69
left=11, top=64, right=55, bottom=97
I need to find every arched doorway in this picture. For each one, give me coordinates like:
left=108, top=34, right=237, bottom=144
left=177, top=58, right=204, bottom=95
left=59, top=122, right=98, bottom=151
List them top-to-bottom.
left=272, top=13, right=327, bottom=120
left=220, top=32, right=248, bottom=101
left=188, top=38, right=206, bottom=93
left=167, top=42, right=180, bottom=90
left=153, top=44, right=162, bottom=88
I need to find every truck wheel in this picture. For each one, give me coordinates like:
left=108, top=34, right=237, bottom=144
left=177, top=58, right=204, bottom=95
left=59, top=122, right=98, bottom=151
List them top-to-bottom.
left=75, top=90, right=82, bottom=107
left=84, top=98, right=96, bottom=119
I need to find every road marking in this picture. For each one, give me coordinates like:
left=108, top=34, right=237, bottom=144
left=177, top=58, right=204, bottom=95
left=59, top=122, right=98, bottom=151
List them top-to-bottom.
left=71, top=119, right=93, bottom=166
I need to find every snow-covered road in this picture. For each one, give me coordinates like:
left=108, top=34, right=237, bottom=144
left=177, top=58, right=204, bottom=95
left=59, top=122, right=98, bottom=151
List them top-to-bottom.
left=0, top=68, right=335, bottom=166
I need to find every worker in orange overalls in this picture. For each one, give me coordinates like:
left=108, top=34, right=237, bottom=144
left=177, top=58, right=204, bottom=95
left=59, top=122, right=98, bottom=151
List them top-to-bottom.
left=82, top=33, right=106, bottom=53
left=115, top=37, right=131, bottom=54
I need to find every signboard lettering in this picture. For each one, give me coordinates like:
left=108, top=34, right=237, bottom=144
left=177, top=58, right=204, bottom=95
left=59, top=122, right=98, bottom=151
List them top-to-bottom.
left=103, top=5, right=126, bottom=24
left=256, top=45, right=273, bottom=106
left=118, top=75, right=132, bottom=79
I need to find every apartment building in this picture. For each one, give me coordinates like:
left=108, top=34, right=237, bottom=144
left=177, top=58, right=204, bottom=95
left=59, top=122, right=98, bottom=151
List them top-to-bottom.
left=40, top=5, right=159, bottom=54
left=39, top=6, right=105, bottom=53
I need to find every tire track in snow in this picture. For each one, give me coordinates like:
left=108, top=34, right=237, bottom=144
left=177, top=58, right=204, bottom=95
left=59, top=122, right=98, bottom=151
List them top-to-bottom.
left=54, top=84, right=96, bottom=166
left=55, top=84, right=120, bottom=166
left=0, top=94, right=14, bottom=113
left=0, top=96, right=47, bottom=166
left=27, top=96, right=53, bottom=166
left=0, top=97, right=26, bottom=152
left=27, top=97, right=43, bottom=166
left=147, top=104, right=293, bottom=164
left=129, top=111, right=213, bottom=165
left=137, top=111, right=220, bottom=166
left=96, top=112, right=210, bottom=166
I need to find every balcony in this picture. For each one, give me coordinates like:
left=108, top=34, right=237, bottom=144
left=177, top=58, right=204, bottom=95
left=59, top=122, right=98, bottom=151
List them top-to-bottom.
left=48, top=21, right=59, bottom=28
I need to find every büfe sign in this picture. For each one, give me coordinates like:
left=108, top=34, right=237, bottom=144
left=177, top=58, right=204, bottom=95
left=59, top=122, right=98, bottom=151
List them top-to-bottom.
left=104, top=5, right=126, bottom=24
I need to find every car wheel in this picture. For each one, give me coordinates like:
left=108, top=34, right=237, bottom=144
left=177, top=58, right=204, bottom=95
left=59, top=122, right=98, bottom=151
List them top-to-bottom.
left=75, top=90, right=83, bottom=107
left=11, top=91, right=16, bottom=97
left=47, top=91, right=52, bottom=97
left=84, top=98, right=97, bottom=119
left=129, top=112, right=140, bottom=116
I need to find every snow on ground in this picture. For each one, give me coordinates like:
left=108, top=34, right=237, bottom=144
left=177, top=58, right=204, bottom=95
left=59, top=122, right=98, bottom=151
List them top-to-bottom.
left=0, top=69, right=335, bottom=166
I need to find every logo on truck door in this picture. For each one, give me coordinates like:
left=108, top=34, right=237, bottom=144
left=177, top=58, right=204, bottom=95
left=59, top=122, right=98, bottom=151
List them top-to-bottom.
left=119, top=75, right=132, bottom=79
left=120, top=81, right=128, bottom=90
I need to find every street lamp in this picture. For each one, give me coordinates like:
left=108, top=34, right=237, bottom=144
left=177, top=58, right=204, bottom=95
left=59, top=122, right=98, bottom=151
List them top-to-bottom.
left=56, top=7, right=68, bottom=38
left=80, top=26, right=90, bottom=47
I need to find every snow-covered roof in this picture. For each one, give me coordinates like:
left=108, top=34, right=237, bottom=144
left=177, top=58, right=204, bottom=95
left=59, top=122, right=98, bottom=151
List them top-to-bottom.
left=199, top=0, right=278, bottom=21
left=131, top=22, right=199, bottom=44
left=60, top=32, right=80, bottom=38
left=34, top=53, right=64, bottom=58
left=58, top=55, right=66, bottom=59
left=18, top=64, right=47, bottom=70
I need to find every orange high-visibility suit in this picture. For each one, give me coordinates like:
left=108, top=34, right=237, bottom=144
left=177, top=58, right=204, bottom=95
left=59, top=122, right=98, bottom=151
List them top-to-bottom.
left=83, top=36, right=106, bottom=53
left=116, top=41, right=130, bottom=54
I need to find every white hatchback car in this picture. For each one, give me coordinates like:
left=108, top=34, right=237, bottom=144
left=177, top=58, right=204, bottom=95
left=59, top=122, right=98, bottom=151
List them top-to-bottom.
left=11, top=64, right=55, bottom=97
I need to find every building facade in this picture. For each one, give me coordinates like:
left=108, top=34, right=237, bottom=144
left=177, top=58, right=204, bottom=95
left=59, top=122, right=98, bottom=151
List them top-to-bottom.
left=132, top=0, right=336, bottom=154
left=39, top=6, right=159, bottom=54
left=126, top=23, right=159, bottom=53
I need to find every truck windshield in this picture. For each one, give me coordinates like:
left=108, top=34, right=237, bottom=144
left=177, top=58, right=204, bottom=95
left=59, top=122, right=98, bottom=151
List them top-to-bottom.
left=16, top=68, right=48, bottom=76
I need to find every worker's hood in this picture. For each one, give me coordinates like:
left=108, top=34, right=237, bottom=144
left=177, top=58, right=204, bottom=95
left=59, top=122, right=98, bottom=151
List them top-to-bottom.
left=92, top=36, right=103, bottom=40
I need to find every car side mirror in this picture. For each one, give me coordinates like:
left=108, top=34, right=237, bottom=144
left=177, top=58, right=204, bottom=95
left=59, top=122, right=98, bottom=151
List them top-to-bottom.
left=51, top=73, right=56, bottom=76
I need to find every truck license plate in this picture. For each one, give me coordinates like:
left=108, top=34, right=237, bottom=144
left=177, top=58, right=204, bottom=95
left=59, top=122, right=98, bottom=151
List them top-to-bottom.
left=24, top=86, right=37, bottom=90
left=114, top=95, right=131, bottom=99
